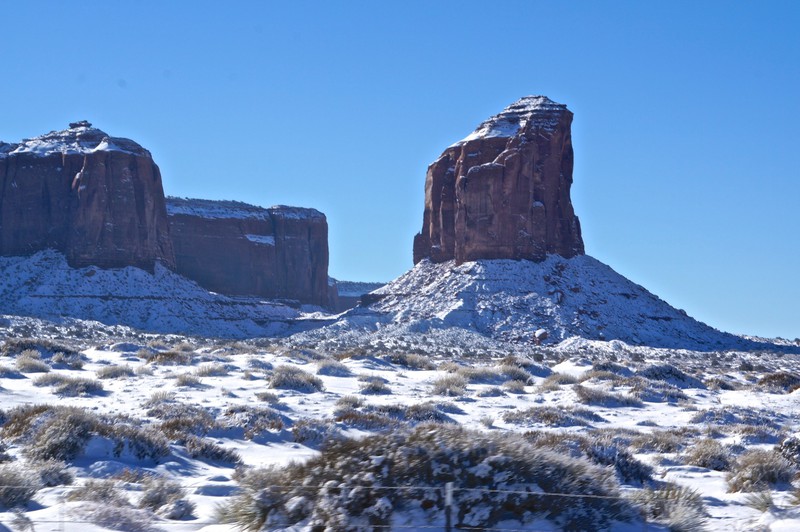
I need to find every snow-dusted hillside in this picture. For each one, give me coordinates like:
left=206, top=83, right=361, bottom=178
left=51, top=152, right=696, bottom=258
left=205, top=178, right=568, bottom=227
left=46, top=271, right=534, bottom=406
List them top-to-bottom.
left=0, top=251, right=302, bottom=338
left=295, top=255, right=794, bottom=353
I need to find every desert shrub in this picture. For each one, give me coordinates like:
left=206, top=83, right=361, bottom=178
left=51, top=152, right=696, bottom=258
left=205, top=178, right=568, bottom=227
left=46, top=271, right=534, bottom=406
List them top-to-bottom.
left=2, top=338, right=80, bottom=358
left=15, top=350, right=50, bottom=373
left=143, top=350, right=193, bottom=366
left=50, top=351, right=86, bottom=370
left=381, top=352, right=434, bottom=370
left=247, top=357, right=273, bottom=370
left=315, top=359, right=352, bottom=377
left=592, top=360, right=633, bottom=377
left=195, top=363, right=230, bottom=377
left=0, top=364, right=22, bottom=378
left=457, top=364, right=532, bottom=385
left=637, top=364, right=704, bottom=389
left=97, top=365, right=135, bottom=379
left=135, top=365, right=154, bottom=376
left=269, top=365, right=324, bottom=393
left=579, top=370, right=624, bottom=383
left=757, top=371, right=800, bottom=393
left=537, top=372, right=578, bottom=392
left=174, top=373, right=202, bottom=387
left=33, top=374, right=104, bottom=396
left=431, top=374, right=467, bottom=396
left=704, top=376, right=738, bottom=391
left=359, top=377, right=391, bottom=395
left=627, top=377, right=688, bottom=403
left=502, top=379, right=527, bottom=393
left=574, top=385, right=642, bottom=407
left=476, top=386, right=504, bottom=397
left=255, top=391, right=281, bottom=404
left=335, top=395, right=365, bottom=410
left=148, top=401, right=216, bottom=436
left=404, top=402, right=454, bottom=424
left=1, top=404, right=53, bottom=438
left=223, top=405, right=285, bottom=438
left=7, top=406, right=168, bottom=463
left=503, top=406, right=605, bottom=427
left=25, top=407, right=97, bottom=461
left=334, top=407, right=399, bottom=431
left=689, top=407, right=779, bottom=430
left=291, top=418, right=343, bottom=444
left=218, top=424, right=639, bottom=531
left=630, top=431, right=683, bottom=453
left=184, top=435, right=241, bottom=465
left=581, top=436, right=653, bottom=485
left=779, top=436, right=800, bottom=465
left=681, top=438, right=731, bottom=471
left=727, top=449, right=796, bottom=492
left=32, top=459, right=74, bottom=487
left=0, top=463, right=39, bottom=508
left=138, top=477, right=194, bottom=518
left=67, top=479, right=130, bottom=505
left=632, top=484, right=707, bottom=532
left=743, top=491, right=774, bottom=512
left=73, top=503, right=159, bottom=532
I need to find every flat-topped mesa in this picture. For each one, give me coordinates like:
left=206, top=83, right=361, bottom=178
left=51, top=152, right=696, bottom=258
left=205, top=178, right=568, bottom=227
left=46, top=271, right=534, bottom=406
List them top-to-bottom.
left=413, top=96, right=584, bottom=264
left=0, top=122, right=175, bottom=271
left=166, top=198, right=333, bottom=308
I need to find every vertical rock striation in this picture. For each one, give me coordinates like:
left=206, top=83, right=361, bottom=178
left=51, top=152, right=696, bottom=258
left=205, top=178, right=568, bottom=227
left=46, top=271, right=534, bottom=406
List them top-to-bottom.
left=413, top=96, right=584, bottom=265
left=0, top=122, right=175, bottom=271
left=166, top=198, right=332, bottom=307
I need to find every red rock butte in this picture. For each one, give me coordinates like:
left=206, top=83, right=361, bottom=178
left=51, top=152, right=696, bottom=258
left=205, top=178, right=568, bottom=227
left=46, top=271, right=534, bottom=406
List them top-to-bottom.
left=413, top=96, right=584, bottom=265
left=0, top=121, right=174, bottom=271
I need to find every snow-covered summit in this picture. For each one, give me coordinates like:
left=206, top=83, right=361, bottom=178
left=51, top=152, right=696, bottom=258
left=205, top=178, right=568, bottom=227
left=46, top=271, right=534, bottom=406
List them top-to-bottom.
left=455, top=95, right=568, bottom=145
left=0, top=121, right=150, bottom=158
left=166, top=197, right=325, bottom=221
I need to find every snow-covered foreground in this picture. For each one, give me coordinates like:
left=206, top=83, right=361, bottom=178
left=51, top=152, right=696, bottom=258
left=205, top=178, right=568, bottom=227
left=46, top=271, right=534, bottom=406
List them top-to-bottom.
left=1, top=329, right=800, bottom=531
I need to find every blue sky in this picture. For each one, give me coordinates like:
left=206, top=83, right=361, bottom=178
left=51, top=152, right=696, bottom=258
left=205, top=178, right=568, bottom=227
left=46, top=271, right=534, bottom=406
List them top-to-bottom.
left=3, top=1, right=798, bottom=339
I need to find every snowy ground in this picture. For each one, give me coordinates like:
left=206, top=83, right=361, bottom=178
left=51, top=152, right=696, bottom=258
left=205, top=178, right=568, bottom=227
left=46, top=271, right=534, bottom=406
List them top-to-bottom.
left=1, top=324, right=800, bottom=531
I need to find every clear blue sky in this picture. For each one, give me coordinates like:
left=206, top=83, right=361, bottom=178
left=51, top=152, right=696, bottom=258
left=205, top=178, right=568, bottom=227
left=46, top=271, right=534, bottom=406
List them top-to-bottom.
left=3, top=1, right=798, bottom=339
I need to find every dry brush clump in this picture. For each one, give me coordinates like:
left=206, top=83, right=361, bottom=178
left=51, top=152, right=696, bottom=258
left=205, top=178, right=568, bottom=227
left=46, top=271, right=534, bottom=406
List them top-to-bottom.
left=269, top=365, right=324, bottom=393
left=756, top=371, right=800, bottom=393
left=33, top=373, right=105, bottom=396
left=431, top=374, right=468, bottom=396
left=574, top=385, right=643, bottom=408
left=1, top=405, right=169, bottom=463
left=503, top=406, right=605, bottom=428
left=218, top=424, right=640, bottom=531
left=681, top=438, right=732, bottom=471
left=726, top=449, right=796, bottom=492
left=0, top=463, right=39, bottom=508
left=631, top=483, right=707, bottom=532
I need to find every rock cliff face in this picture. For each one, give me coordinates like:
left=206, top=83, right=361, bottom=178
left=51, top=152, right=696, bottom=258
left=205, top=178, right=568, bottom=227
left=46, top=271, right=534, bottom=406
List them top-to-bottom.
left=413, top=96, right=584, bottom=264
left=0, top=122, right=175, bottom=271
left=166, top=198, right=332, bottom=307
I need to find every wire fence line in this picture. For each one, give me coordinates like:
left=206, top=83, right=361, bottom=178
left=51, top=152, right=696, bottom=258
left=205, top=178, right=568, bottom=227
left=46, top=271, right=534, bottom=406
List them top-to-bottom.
left=0, top=479, right=685, bottom=531
left=2, top=481, right=647, bottom=500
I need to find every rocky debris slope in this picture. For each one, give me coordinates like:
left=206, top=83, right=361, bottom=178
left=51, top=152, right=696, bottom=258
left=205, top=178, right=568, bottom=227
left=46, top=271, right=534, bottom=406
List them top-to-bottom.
left=413, top=96, right=584, bottom=265
left=0, top=121, right=174, bottom=271
left=167, top=198, right=333, bottom=307
left=0, top=250, right=301, bottom=337
left=293, top=256, right=792, bottom=353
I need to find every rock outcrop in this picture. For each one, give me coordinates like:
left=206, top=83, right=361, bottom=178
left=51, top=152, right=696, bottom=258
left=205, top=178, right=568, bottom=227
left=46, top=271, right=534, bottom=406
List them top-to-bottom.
left=413, top=96, right=584, bottom=264
left=0, top=122, right=175, bottom=271
left=166, top=198, right=332, bottom=307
